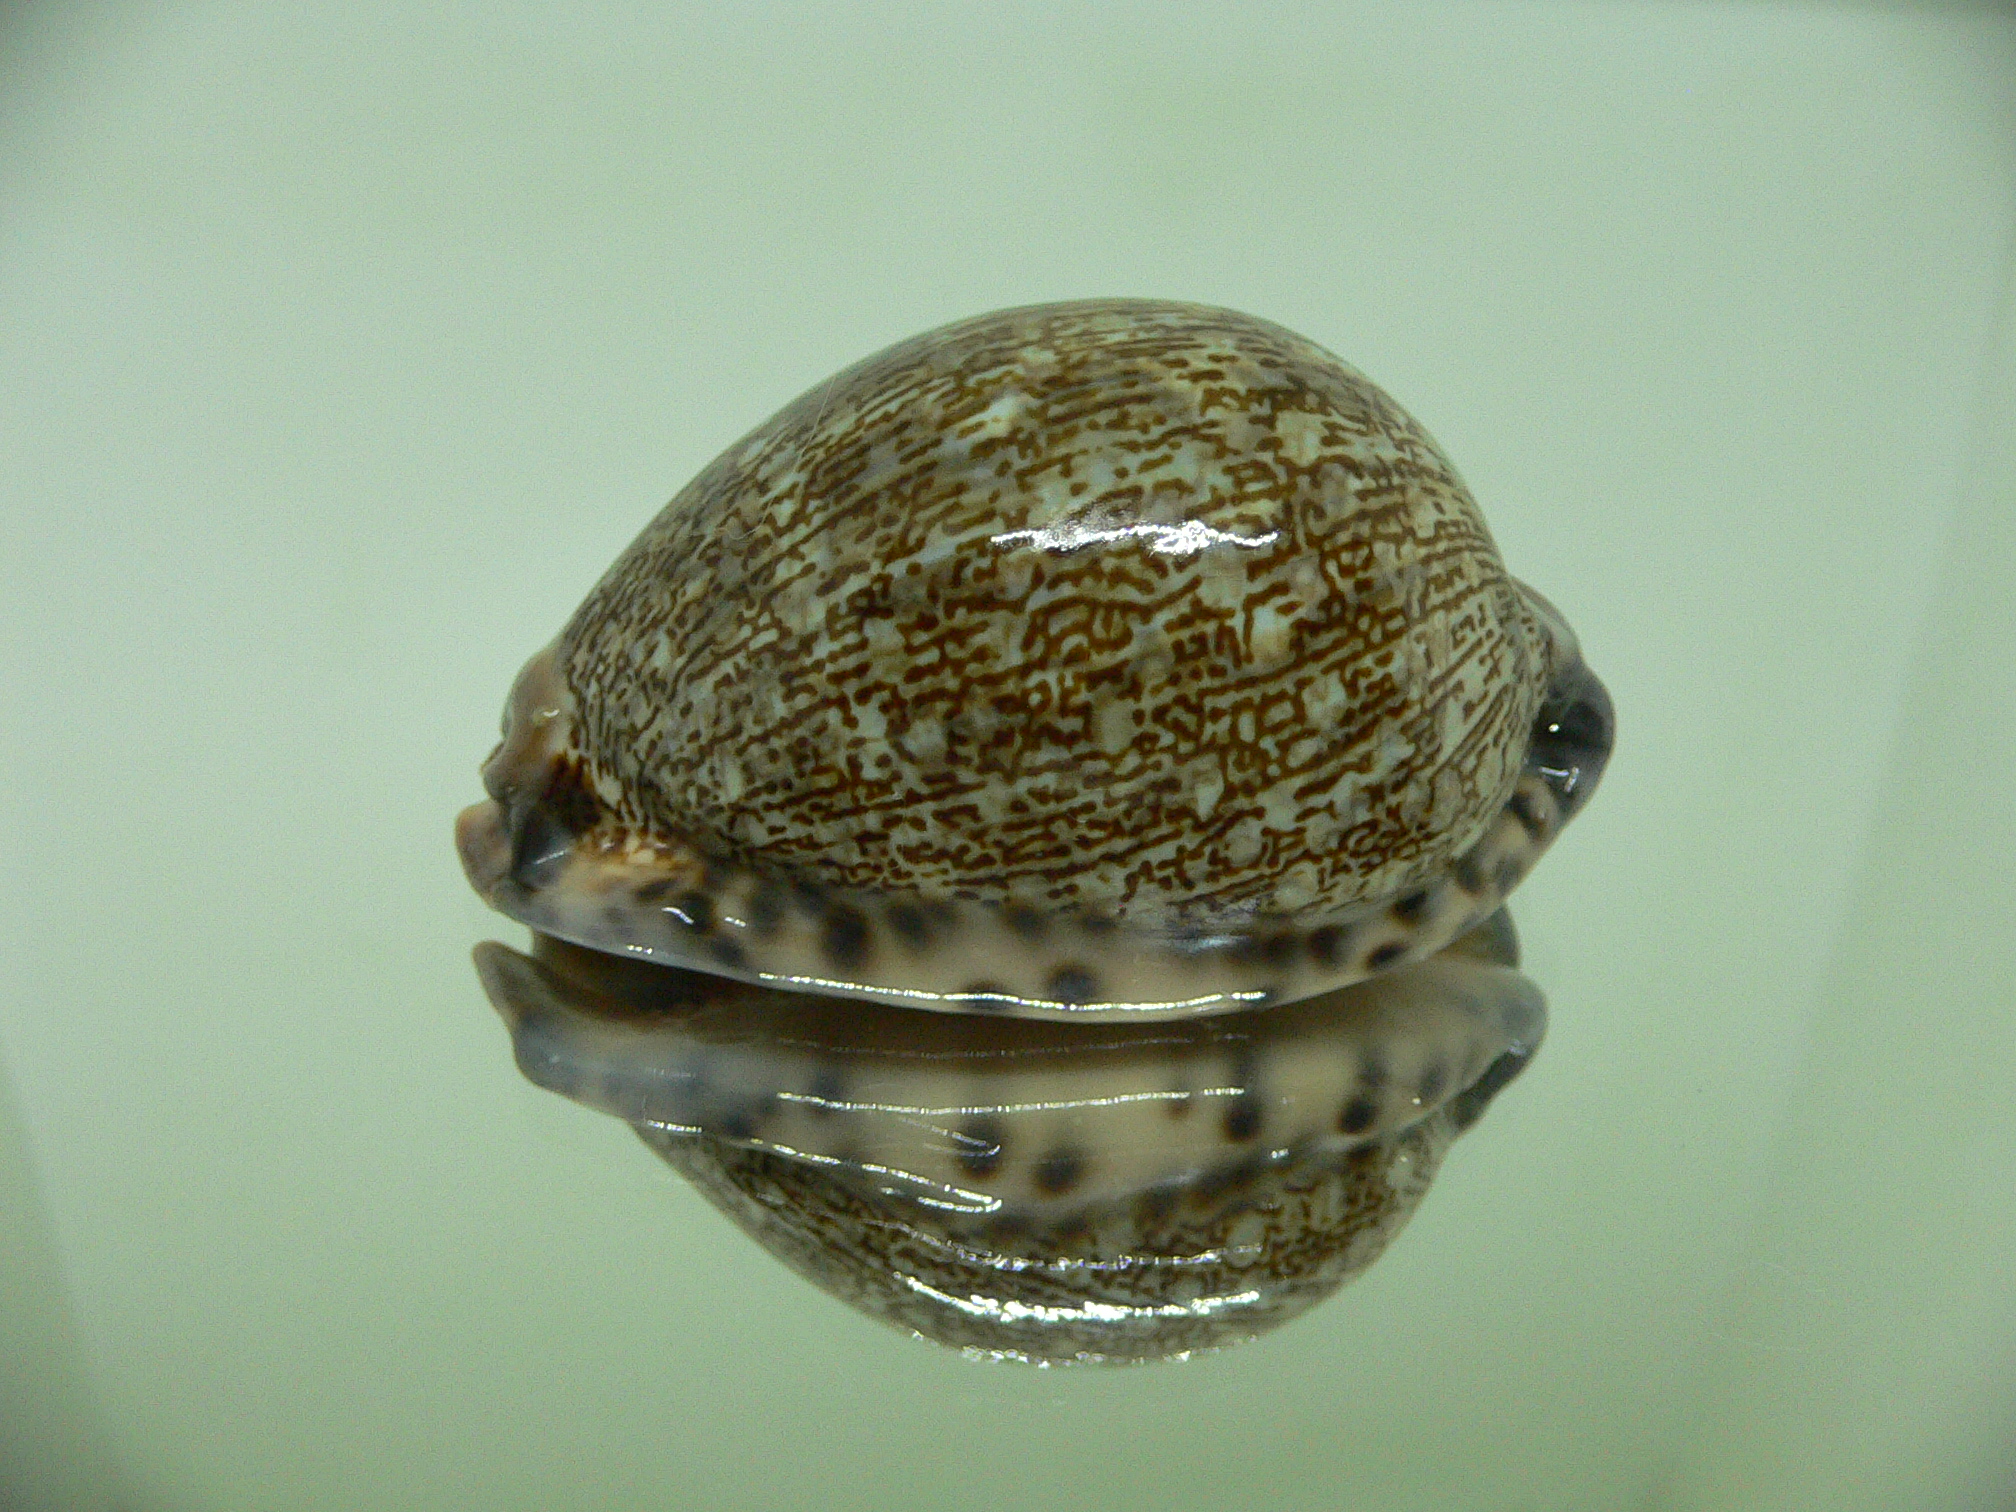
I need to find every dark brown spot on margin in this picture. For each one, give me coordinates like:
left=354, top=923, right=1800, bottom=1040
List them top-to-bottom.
left=1508, top=789, right=1546, bottom=839
left=748, top=882, right=787, bottom=936
left=671, top=889, right=713, bottom=933
left=1390, top=890, right=1430, bottom=925
left=886, top=901, right=929, bottom=949
left=821, top=904, right=871, bottom=971
left=1003, top=905, right=1046, bottom=941
left=1309, top=925, right=1348, bottom=967
left=1232, top=930, right=1298, bottom=967
left=708, top=937, right=748, bottom=972
left=1367, top=941, right=1407, bottom=971
left=1045, top=965, right=1099, bottom=1005
left=804, top=1068, right=844, bottom=1115
left=1338, top=1095, right=1378, bottom=1135
left=1222, top=1096, right=1262, bottom=1142
left=716, top=1107, right=756, bottom=1141
left=1033, top=1148, right=1084, bottom=1196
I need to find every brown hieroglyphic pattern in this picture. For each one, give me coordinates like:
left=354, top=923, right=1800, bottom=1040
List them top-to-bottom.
left=560, top=301, right=1549, bottom=929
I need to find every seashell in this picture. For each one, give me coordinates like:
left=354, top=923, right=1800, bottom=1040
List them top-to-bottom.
left=457, top=300, right=1612, bottom=1019
left=474, top=910, right=1545, bottom=1363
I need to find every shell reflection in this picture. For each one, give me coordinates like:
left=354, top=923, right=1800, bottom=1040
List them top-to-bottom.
left=474, top=911, right=1543, bottom=1364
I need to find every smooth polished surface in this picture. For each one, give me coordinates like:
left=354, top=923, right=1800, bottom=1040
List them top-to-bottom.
left=3, top=4, right=2014, bottom=1510
left=457, top=300, right=1614, bottom=1018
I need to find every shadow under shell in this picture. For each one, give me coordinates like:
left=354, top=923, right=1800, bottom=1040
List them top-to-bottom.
left=474, top=910, right=1544, bottom=1364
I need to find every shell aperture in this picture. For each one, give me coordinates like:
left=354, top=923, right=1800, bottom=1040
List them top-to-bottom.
left=457, top=300, right=1613, bottom=1018
left=474, top=911, right=1545, bottom=1364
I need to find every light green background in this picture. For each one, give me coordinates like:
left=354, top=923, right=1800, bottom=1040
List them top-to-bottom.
left=3, top=4, right=2013, bottom=1509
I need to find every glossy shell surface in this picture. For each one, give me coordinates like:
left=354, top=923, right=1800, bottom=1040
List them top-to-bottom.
left=458, top=300, right=1613, bottom=1018
left=571, top=300, right=1544, bottom=920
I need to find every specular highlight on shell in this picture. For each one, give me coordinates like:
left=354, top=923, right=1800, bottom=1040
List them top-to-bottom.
left=457, top=300, right=1612, bottom=1018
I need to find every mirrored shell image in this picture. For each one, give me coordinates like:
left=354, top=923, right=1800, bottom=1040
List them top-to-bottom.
left=456, top=300, right=1612, bottom=1020
left=474, top=911, right=1544, bottom=1364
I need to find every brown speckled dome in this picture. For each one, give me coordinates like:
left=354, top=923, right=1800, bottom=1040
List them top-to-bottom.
left=559, top=299, right=1549, bottom=931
